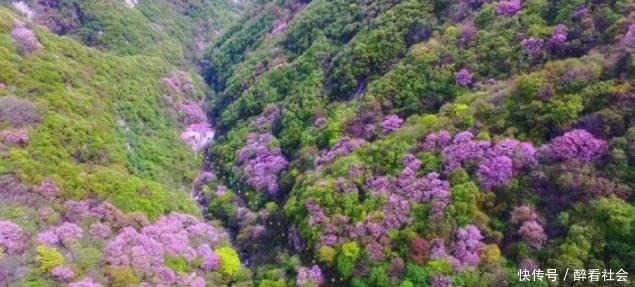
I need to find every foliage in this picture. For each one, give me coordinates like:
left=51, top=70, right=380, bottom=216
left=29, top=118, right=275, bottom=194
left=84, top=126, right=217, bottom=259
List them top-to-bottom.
left=36, top=245, right=65, bottom=273
left=216, top=246, right=241, bottom=277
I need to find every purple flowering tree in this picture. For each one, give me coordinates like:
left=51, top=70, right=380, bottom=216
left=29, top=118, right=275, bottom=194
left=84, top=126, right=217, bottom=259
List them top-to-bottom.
left=496, top=0, right=521, bottom=16
left=11, top=20, right=42, bottom=54
left=460, top=23, right=478, bottom=46
left=550, top=24, right=568, bottom=45
left=623, top=24, right=635, bottom=47
left=521, top=37, right=544, bottom=58
left=455, top=69, right=473, bottom=87
left=161, top=71, right=195, bottom=95
left=178, top=102, right=207, bottom=124
left=255, top=105, right=281, bottom=128
left=381, top=115, right=404, bottom=134
left=180, top=122, right=214, bottom=152
left=539, top=129, right=608, bottom=163
left=1, top=130, right=29, bottom=146
left=421, top=130, right=452, bottom=151
left=423, top=131, right=537, bottom=190
left=442, top=131, right=490, bottom=173
left=237, top=132, right=289, bottom=196
left=315, top=137, right=366, bottom=166
left=490, top=139, right=537, bottom=170
left=477, top=156, right=514, bottom=190
left=35, top=179, right=60, bottom=199
left=306, top=199, right=327, bottom=227
left=510, top=205, right=546, bottom=249
left=106, top=213, right=229, bottom=279
left=0, top=220, right=25, bottom=254
left=518, top=220, right=547, bottom=249
left=54, top=222, right=84, bottom=245
left=88, top=223, right=112, bottom=239
left=452, top=224, right=483, bottom=267
left=288, top=225, right=305, bottom=251
left=37, top=230, right=60, bottom=246
left=198, top=244, right=220, bottom=272
left=297, top=265, right=325, bottom=287
left=51, top=266, right=75, bottom=282
left=431, top=275, right=453, bottom=287
left=69, top=278, right=103, bottom=287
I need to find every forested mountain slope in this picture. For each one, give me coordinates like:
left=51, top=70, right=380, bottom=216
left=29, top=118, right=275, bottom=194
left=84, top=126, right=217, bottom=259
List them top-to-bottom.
left=0, top=0, right=633, bottom=286
left=3, top=0, right=246, bottom=63
left=201, top=0, right=635, bottom=286
left=0, top=1, right=254, bottom=285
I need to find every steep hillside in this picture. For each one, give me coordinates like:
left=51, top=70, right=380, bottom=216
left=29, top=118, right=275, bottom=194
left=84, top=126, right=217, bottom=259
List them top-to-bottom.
left=0, top=0, right=633, bottom=286
left=4, top=0, right=246, bottom=63
left=201, top=0, right=635, bottom=286
left=0, top=1, right=253, bottom=285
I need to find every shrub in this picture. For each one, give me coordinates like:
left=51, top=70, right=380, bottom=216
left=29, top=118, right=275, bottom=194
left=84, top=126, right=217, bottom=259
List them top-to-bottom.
left=11, top=20, right=42, bottom=54
left=0, top=96, right=42, bottom=129
left=0, top=220, right=26, bottom=254
left=36, top=245, right=65, bottom=273
left=216, top=246, right=241, bottom=277
left=109, top=266, right=141, bottom=287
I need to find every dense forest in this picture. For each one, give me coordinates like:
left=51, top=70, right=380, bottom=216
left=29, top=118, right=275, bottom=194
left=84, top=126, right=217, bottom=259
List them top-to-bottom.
left=0, top=0, right=633, bottom=286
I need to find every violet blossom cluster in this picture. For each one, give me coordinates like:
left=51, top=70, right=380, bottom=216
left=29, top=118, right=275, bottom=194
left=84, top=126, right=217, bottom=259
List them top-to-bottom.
left=495, top=0, right=521, bottom=16
left=11, top=20, right=42, bottom=54
left=460, top=23, right=478, bottom=46
left=550, top=24, right=568, bottom=45
left=623, top=24, right=635, bottom=47
left=521, top=37, right=544, bottom=58
left=455, top=69, right=473, bottom=87
left=161, top=71, right=194, bottom=95
left=178, top=102, right=207, bottom=124
left=255, top=106, right=281, bottom=128
left=381, top=115, right=404, bottom=134
left=180, top=122, right=214, bottom=152
left=539, top=129, right=608, bottom=163
left=1, top=130, right=29, bottom=146
left=421, top=130, right=452, bottom=151
left=426, top=131, right=536, bottom=190
left=441, top=131, right=491, bottom=173
left=237, top=132, right=289, bottom=196
left=314, top=137, right=366, bottom=166
left=477, top=139, right=537, bottom=190
left=362, top=153, right=453, bottom=231
left=324, top=154, right=453, bottom=250
left=396, top=155, right=452, bottom=219
left=476, top=156, right=514, bottom=191
left=35, top=179, right=60, bottom=199
left=382, top=194, right=412, bottom=229
left=306, top=199, right=327, bottom=227
left=63, top=200, right=112, bottom=222
left=510, top=205, right=539, bottom=224
left=511, top=205, right=546, bottom=249
left=105, top=213, right=228, bottom=282
left=0, top=220, right=25, bottom=254
left=518, top=220, right=547, bottom=249
left=38, top=222, right=84, bottom=247
left=54, top=222, right=84, bottom=244
left=89, top=223, right=112, bottom=239
left=451, top=224, right=484, bottom=267
left=288, top=225, right=305, bottom=251
left=430, top=239, right=461, bottom=269
left=198, top=244, right=221, bottom=272
left=297, top=265, right=325, bottom=287
left=51, top=266, right=75, bottom=282
left=431, top=275, right=453, bottom=287
left=69, top=278, right=103, bottom=287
